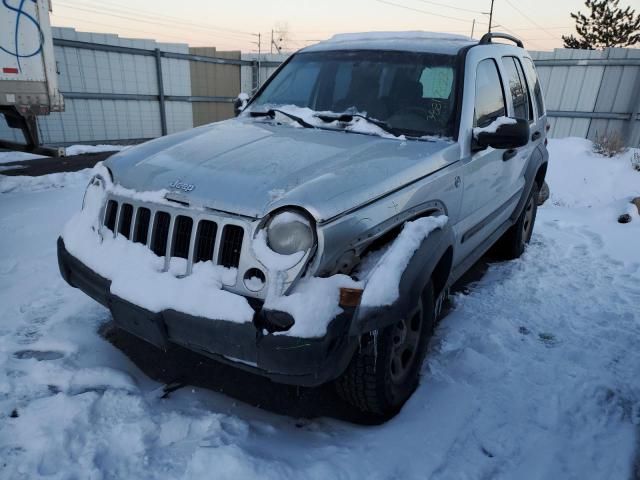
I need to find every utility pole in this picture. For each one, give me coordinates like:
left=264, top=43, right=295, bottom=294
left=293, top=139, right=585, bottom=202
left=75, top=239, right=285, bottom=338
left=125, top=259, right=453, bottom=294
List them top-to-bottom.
left=488, top=0, right=495, bottom=33
left=470, top=19, right=476, bottom=39
left=271, top=29, right=282, bottom=54
left=251, top=33, right=262, bottom=89
left=257, top=33, right=262, bottom=87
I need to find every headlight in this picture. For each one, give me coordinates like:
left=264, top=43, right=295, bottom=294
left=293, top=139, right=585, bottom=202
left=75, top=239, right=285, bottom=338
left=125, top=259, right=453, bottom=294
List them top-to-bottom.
left=266, top=210, right=314, bottom=255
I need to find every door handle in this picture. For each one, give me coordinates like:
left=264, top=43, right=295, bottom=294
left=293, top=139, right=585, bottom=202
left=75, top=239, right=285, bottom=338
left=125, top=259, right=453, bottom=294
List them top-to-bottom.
left=531, top=131, right=541, bottom=141
left=503, top=149, right=517, bottom=161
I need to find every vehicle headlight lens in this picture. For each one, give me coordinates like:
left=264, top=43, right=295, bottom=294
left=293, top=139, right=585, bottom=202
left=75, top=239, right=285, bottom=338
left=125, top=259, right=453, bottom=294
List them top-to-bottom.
left=266, top=211, right=314, bottom=255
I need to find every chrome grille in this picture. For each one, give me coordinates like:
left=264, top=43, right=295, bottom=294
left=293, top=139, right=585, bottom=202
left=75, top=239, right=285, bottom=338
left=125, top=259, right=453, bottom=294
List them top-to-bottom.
left=102, top=198, right=247, bottom=271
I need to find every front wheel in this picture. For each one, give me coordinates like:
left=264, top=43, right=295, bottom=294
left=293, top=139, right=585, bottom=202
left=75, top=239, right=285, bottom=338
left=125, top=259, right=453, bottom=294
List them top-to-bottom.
left=496, top=182, right=539, bottom=260
left=335, top=282, right=435, bottom=417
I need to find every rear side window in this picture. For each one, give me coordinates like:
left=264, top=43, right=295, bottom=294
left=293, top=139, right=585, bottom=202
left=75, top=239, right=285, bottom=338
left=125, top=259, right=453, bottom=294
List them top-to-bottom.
left=501, top=57, right=531, bottom=121
left=522, top=57, right=545, bottom=118
left=474, top=59, right=506, bottom=128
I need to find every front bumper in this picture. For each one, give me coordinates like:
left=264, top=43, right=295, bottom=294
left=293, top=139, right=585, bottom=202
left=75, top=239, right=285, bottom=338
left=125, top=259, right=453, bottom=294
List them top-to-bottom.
left=57, top=237, right=358, bottom=387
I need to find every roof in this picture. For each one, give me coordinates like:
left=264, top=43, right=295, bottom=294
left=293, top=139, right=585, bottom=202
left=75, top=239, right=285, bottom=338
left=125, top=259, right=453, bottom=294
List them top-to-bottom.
left=302, top=31, right=476, bottom=55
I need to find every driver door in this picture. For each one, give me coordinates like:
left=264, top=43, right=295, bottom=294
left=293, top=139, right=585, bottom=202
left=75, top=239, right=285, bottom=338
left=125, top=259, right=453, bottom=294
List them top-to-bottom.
left=456, top=58, right=513, bottom=262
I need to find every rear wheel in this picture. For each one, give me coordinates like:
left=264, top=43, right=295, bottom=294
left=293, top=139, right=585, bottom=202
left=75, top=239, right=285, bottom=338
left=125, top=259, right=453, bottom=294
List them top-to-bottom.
left=496, top=182, right=539, bottom=260
left=336, top=282, right=435, bottom=417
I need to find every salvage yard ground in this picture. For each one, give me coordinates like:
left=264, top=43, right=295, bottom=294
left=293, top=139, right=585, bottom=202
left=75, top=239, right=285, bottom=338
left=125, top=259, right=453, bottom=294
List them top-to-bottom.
left=0, top=138, right=639, bottom=479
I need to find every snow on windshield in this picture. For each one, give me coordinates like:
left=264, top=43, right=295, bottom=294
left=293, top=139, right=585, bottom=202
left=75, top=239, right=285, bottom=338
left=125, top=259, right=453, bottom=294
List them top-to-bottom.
left=248, top=49, right=458, bottom=139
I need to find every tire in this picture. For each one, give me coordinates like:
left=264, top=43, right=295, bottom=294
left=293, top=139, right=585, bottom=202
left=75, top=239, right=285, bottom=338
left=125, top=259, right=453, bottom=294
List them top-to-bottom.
left=496, top=182, right=539, bottom=260
left=336, top=282, right=435, bottom=417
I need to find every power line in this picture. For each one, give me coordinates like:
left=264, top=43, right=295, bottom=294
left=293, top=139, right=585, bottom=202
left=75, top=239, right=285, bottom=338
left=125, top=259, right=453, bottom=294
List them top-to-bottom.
left=55, top=0, right=256, bottom=40
left=97, top=0, right=255, bottom=37
left=374, top=0, right=488, bottom=25
left=414, top=0, right=484, bottom=14
left=504, top=0, right=558, bottom=39
left=51, top=14, right=243, bottom=47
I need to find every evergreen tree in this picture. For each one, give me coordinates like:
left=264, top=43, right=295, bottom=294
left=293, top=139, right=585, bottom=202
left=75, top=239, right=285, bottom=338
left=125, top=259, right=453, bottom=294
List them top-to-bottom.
left=562, top=0, right=640, bottom=49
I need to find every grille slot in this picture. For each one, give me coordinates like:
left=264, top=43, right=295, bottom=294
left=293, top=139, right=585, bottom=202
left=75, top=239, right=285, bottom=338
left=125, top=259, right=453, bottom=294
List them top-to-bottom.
left=104, top=200, right=118, bottom=232
left=118, top=203, right=133, bottom=239
left=134, top=207, right=151, bottom=244
left=151, top=211, right=171, bottom=257
left=172, top=216, right=193, bottom=259
left=195, top=220, right=217, bottom=263
left=219, top=225, right=244, bottom=268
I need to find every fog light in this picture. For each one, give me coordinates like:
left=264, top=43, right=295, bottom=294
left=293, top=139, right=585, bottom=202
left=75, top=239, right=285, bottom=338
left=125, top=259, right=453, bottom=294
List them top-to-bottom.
left=243, top=268, right=266, bottom=292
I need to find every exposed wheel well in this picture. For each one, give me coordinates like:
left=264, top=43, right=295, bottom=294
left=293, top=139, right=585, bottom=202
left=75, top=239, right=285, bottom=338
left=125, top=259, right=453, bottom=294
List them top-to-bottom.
left=535, top=162, right=548, bottom=188
left=431, top=246, right=453, bottom=299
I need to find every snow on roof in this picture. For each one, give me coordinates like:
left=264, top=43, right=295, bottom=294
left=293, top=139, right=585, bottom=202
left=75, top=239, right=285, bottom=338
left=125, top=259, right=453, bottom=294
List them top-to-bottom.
left=304, top=31, right=475, bottom=54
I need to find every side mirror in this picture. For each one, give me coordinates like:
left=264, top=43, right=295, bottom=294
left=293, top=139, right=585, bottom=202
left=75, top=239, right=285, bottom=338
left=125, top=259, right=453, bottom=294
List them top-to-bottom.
left=234, top=93, right=250, bottom=117
left=473, top=117, right=530, bottom=150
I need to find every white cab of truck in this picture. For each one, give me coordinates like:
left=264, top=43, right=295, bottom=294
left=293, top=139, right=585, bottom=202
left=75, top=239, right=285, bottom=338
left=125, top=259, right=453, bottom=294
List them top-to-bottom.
left=1, top=0, right=63, bottom=147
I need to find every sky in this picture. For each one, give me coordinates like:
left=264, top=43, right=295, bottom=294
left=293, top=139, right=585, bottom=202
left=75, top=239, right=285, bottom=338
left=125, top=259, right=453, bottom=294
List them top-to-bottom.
left=49, top=0, right=593, bottom=52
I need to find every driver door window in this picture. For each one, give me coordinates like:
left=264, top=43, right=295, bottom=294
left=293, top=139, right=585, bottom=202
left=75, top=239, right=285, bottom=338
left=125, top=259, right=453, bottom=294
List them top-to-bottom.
left=474, top=59, right=506, bottom=128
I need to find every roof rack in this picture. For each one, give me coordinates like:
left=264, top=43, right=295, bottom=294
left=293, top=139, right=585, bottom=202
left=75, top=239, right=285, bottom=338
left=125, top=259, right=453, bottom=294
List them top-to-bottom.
left=478, top=32, right=524, bottom=48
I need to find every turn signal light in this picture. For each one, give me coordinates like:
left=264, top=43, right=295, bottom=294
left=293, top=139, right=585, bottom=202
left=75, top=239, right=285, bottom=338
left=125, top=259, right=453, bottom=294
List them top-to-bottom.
left=339, top=288, right=363, bottom=308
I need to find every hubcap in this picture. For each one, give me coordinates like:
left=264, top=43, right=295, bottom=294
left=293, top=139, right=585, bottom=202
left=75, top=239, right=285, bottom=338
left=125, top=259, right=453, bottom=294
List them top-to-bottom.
left=389, top=302, right=423, bottom=384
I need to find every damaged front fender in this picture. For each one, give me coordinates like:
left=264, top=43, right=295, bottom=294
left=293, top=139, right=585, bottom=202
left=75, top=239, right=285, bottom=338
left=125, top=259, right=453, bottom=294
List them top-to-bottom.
left=350, top=221, right=454, bottom=336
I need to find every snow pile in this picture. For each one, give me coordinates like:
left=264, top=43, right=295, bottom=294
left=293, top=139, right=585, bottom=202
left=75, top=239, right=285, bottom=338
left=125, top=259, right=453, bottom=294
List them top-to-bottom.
left=472, top=116, right=517, bottom=138
left=546, top=137, right=640, bottom=208
left=65, top=144, right=129, bottom=156
left=0, top=168, right=93, bottom=194
left=361, top=215, right=448, bottom=307
left=265, top=275, right=362, bottom=338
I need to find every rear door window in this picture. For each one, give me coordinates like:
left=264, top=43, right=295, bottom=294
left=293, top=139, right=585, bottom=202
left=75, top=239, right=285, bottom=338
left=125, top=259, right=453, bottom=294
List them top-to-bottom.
left=501, top=57, right=531, bottom=121
left=522, top=57, right=545, bottom=118
left=474, top=59, right=506, bottom=128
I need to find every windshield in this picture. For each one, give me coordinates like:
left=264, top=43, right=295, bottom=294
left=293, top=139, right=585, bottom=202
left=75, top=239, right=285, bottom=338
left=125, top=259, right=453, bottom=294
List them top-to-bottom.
left=249, top=50, right=458, bottom=138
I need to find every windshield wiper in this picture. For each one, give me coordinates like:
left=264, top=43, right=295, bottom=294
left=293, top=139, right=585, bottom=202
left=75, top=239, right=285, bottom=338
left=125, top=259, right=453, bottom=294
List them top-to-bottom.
left=249, top=109, right=315, bottom=129
left=314, top=112, right=401, bottom=137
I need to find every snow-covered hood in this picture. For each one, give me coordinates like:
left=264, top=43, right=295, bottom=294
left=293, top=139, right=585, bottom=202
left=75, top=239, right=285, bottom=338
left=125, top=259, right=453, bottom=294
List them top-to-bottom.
left=105, top=118, right=458, bottom=222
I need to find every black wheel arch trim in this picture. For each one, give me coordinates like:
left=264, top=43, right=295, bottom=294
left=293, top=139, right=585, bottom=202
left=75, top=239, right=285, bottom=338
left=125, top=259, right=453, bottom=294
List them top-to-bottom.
left=350, top=221, right=454, bottom=336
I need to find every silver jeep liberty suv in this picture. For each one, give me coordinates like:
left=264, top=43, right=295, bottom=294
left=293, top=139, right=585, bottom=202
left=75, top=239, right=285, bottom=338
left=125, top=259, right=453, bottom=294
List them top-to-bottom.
left=58, top=31, right=548, bottom=417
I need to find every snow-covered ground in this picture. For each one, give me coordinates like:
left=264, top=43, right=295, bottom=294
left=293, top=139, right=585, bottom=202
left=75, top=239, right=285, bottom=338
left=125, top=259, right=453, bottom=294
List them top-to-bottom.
left=0, top=138, right=638, bottom=479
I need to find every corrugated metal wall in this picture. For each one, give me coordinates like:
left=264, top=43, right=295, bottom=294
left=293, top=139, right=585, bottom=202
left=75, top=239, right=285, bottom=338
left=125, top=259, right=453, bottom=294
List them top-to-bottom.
left=42, top=27, right=193, bottom=144
left=189, top=47, right=241, bottom=127
left=530, top=48, right=640, bottom=147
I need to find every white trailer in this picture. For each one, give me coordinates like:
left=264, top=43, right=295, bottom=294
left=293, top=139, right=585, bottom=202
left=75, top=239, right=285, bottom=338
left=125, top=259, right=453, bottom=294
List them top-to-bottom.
left=1, top=0, right=63, bottom=152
